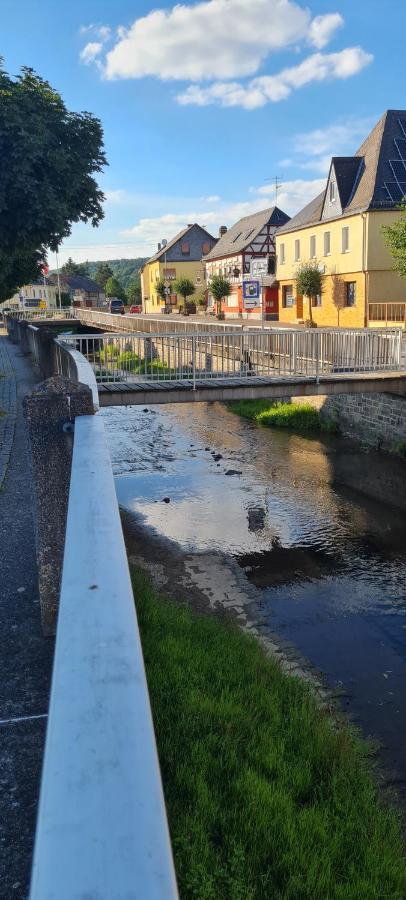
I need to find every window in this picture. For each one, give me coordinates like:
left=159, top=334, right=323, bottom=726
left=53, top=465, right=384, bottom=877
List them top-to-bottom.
left=329, top=181, right=336, bottom=202
left=342, top=226, right=349, bottom=253
left=323, top=231, right=331, bottom=256
left=232, top=232, right=242, bottom=243
left=310, top=235, right=316, bottom=258
left=294, top=239, right=300, bottom=262
left=181, top=242, right=190, bottom=255
left=202, top=242, right=210, bottom=255
left=279, top=243, right=285, bottom=264
left=268, top=256, right=276, bottom=275
left=345, top=282, right=356, bottom=306
left=282, top=285, right=294, bottom=308
left=312, top=294, right=322, bottom=307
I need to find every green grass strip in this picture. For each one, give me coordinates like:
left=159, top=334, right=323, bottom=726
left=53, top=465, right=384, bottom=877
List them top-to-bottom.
left=229, top=399, right=338, bottom=433
left=133, top=568, right=406, bottom=899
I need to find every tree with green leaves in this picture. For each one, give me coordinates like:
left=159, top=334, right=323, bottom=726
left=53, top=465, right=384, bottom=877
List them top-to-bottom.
left=0, top=63, right=106, bottom=302
left=383, top=203, right=406, bottom=277
left=60, top=257, right=89, bottom=276
left=95, top=261, right=113, bottom=289
left=295, top=262, right=322, bottom=325
left=209, top=274, right=231, bottom=318
left=105, top=275, right=127, bottom=301
left=174, top=278, right=195, bottom=313
left=127, top=279, right=141, bottom=305
left=156, top=279, right=167, bottom=305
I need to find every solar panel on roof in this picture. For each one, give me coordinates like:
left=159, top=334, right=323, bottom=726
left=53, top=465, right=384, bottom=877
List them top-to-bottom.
left=398, top=119, right=406, bottom=139
left=394, top=139, right=406, bottom=161
left=390, top=160, right=406, bottom=179
left=384, top=182, right=403, bottom=201
left=399, top=183, right=406, bottom=199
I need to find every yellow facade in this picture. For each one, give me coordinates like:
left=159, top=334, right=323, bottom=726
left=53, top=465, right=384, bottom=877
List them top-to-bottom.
left=276, top=210, right=406, bottom=327
left=141, top=259, right=206, bottom=314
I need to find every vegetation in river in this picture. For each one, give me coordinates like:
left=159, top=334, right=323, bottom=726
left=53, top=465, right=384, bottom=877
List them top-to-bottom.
left=230, top=398, right=339, bottom=433
left=132, top=566, right=406, bottom=900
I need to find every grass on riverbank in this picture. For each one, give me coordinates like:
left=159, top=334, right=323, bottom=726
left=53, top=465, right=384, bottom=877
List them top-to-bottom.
left=229, top=399, right=338, bottom=433
left=133, top=567, right=406, bottom=900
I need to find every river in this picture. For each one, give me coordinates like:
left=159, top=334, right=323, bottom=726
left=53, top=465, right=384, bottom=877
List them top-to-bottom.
left=101, top=400, right=406, bottom=799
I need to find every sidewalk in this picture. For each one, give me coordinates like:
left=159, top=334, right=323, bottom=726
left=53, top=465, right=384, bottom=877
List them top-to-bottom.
left=0, top=331, right=54, bottom=898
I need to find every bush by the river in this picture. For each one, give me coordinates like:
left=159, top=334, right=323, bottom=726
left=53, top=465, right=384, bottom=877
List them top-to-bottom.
left=230, top=399, right=339, bottom=433
left=133, top=567, right=406, bottom=899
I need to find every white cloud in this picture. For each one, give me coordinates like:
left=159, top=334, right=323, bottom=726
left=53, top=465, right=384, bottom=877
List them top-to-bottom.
left=100, top=1, right=346, bottom=82
left=308, top=13, right=343, bottom=49
left=79, top=24, right=111, bottom=41
left=80, top=42, right=103, bottom=65
left=177, top=47, right=373, bottom=108
left=286, top=115, right=376, bottom=173
left=253, top=178, right=326, bottom=213
left=104, top=189, right=129, bottom=204
left=201, top=195, right=221, bottom=203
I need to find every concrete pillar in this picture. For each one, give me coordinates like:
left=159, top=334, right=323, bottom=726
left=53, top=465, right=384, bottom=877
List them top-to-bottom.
left=25, top=376, right=94, bottom=635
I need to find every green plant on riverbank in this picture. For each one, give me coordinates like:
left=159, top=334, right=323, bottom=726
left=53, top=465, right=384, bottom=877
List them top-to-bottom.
left=230, top=398, right=339, bottom=433
left=133, top=567, right=406, bottom=900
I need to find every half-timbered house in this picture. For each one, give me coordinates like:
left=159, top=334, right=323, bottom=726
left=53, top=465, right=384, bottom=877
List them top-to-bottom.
left=203, top=206, right=290, bottom=318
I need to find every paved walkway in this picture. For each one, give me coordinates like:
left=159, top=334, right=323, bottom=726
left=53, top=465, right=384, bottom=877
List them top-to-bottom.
left=0, top=331, right=54, bottom=898
left=0, top=331, right=17, bottom=487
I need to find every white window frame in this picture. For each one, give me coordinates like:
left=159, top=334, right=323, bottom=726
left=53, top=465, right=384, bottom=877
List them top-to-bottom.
left=329, top=181, right=336, bottom=202
left=342, top=226, right=350, bottom=253
left=323, top=231, right=331, bottom=256
left=310, top=235, right=316, bottom=259
left=294, top=239, right=300, bottom=262
left=279, top=243, right=285, bottom=265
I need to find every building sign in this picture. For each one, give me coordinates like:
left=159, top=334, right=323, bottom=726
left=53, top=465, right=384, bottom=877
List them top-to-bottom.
left=250, top=258, right=267, bottom=277
left=163, top=268, right=176, bottom=281
left=243, top=279, right=261, bottom=308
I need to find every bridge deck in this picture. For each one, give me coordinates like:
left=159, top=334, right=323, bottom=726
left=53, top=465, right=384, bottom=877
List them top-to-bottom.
left=97, top=371, right=406, bottom=406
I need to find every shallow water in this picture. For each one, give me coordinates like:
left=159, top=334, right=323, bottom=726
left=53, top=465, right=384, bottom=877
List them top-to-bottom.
left=102, top=401, right=406, bottom=791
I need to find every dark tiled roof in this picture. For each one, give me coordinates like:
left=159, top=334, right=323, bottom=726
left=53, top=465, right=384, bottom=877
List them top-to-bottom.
left=278, top=110, right=406, bottom=234
left=332, top=156, right=363, bottom=209
left=203, top=206, right=290, bottom=260
left=147, top=223, right=216, bottom=263
left=52, top=275, right=103, bottom=292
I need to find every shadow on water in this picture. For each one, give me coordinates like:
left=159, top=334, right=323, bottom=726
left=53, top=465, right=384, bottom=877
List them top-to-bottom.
left=101, top=401, right=406, bottom=800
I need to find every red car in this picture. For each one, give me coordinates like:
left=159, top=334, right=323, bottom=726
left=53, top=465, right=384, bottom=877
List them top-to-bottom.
left=129, top=304, right=142, bottom=314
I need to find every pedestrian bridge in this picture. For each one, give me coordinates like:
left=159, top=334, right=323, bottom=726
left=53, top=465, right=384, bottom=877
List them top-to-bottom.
left=52, top=326, right=406, bottom=408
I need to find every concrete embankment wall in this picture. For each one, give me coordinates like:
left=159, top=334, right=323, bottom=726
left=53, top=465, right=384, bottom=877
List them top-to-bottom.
left=295, top=391, right=406, bottom=451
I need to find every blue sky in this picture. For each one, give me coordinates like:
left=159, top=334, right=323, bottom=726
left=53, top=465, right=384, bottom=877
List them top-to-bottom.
left=2, top=0, right=405, bottom=264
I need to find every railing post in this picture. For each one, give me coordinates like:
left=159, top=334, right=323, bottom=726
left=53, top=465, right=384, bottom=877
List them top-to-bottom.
left=315, top=331, right=320, bottom=383
left=192, top=335, right=196, bottom=389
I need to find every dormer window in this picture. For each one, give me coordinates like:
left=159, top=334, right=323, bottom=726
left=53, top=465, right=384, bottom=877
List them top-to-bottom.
left=329, top=181, right=336, bottom=202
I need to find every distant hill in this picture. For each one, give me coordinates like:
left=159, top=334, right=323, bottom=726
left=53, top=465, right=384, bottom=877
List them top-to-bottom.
left=86, top=258, right=148, bottom=290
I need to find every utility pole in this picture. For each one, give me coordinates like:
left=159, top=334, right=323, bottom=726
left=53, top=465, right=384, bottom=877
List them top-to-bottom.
left=264, top=176, right=282, bottom=206
left=55, top=249, right=62, bottom=310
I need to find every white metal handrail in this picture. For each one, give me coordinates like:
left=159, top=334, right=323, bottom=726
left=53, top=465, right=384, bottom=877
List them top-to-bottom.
left=59, top=327, right=404, bottom=386
left=29, top=415, right=178, bottom=900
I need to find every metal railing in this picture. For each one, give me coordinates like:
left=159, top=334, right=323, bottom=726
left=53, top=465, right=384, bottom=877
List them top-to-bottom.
left=368, top=302, right=406, bottom=326
left=4, top=307, right=76, bottom=321
left=58, top=328, right=404, bottom=386
left=29, top=415, right=178, bottom=899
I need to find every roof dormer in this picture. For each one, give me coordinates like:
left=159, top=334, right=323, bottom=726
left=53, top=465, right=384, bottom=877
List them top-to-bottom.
left=322, top=157, right=362, bottom=220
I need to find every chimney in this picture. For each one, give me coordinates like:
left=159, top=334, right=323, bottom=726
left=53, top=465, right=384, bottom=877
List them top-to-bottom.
left=219, top=225, right=227, bottom=237
left=158, top=242, right=161, bottom=251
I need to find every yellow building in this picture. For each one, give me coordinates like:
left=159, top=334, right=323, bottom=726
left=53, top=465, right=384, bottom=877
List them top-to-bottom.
left=276, top=110, right=406, bottom=328
left=141, top=223, right=217, bottom=314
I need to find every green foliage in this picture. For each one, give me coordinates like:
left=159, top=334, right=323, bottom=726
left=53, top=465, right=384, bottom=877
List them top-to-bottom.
left=0, top=63, right=106, bottom=302
left=383, top=202, right=406, bottom=277
left=60, top=257, right=89, bottom=276
left=87, top=258, right=147, bottom=291
left=94, top=261, right=113, bottom=289
left=296, top=262, right=322, bottom=323
left=209, top=274, right=231, bottom=315
left=104, top=275, right=126, bottom=301
left=174, top=277, right=196, bottom=305
left=127, top=279, right=141, bottom=304
left=156, top=279, right=167, bottom=302
left=60, top=291, right=71, bottom=308
left=230, top=399, right=339, bottom=433
left=133, top=567, right=406, bottom=899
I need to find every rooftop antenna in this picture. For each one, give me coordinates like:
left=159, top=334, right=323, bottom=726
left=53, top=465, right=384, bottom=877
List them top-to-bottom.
left=264, top=175, right=282, bottom=205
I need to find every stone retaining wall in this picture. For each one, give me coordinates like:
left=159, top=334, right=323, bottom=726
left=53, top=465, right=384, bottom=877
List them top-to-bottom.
left=321, top=392, right=406, bottom=451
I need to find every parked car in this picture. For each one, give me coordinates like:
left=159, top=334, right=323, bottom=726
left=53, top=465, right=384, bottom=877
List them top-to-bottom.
left=108, top=298, right=125, bottom=315
left=129, top=304, right=142, bottom=314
